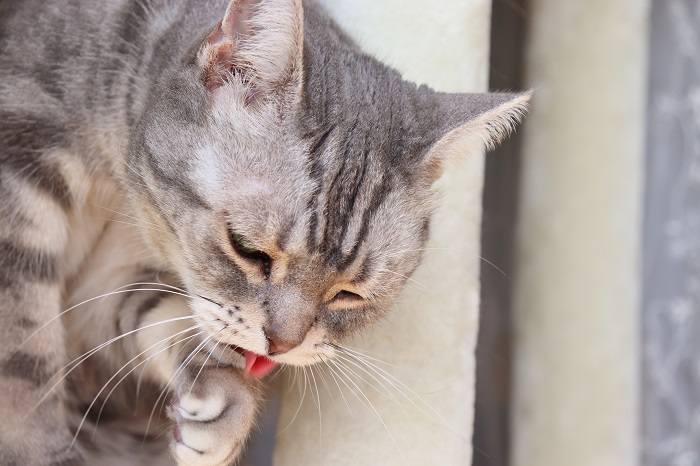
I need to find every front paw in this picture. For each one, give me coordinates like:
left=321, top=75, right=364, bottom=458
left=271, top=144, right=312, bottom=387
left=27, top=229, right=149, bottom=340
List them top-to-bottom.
left=169, top=366, right=258, bottom=466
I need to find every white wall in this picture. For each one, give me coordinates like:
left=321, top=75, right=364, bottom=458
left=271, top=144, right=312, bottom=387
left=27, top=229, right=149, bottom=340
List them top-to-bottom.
left=273, top=1, right=493, bottom=465
left=512, top=1, right=649, bottom=466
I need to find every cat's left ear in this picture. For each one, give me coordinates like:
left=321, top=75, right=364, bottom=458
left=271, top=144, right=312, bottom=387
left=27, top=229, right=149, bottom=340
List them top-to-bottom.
left=197, top=0, right=304, bottom=99
left=419, top=91, right=532, bottom=184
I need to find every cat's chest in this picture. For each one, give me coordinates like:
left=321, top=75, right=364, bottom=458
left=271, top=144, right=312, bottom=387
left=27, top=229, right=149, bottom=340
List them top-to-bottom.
left=62, top=178, right=155, bottom=306
left=62, top=186, right=161, bottom=356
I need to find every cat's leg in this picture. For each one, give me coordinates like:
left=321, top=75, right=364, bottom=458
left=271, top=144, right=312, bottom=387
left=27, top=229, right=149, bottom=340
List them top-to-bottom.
left=0, top=146, right=84, bottom=463
left=134, top=294, right=261, bottom=466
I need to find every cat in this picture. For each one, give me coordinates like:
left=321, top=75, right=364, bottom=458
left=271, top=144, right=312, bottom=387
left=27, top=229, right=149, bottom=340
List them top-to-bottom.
left=0, top=0, right=529, bottom=464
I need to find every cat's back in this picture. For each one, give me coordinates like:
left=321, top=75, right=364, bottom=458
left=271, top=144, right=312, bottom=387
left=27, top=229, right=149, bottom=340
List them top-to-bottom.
left=0, top=0, right=138, bottom=121
left=0, top=0, right=125, bottom=78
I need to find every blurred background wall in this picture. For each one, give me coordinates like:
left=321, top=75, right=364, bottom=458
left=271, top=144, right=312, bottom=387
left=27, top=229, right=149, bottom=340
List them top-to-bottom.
left=477, top=1, right=700, bottom=466
left=510, top=1, right=647, bottom=465
left=643, top=2, right=700, bottom=465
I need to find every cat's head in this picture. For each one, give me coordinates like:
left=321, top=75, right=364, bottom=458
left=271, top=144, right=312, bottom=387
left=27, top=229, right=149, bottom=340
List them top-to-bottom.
left=127, top=0, right=528, bottom=368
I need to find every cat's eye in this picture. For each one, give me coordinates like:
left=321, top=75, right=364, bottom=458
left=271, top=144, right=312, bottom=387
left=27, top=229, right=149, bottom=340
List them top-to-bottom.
left=227, top=229, right=272, bottom=277
left=331, top=289, right=365, bottom=303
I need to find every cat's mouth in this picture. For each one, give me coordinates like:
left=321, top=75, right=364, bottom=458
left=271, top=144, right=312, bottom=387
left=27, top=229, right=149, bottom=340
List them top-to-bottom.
left=231, top=346, right=278, bottom=378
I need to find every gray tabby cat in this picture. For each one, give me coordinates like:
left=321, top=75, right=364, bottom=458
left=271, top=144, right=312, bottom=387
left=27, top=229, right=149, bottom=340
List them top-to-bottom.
left=0, top=0, right=528, bottom=464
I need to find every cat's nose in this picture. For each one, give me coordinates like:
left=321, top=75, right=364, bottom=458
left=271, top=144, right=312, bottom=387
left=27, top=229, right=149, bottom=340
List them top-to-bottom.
left=265, top=331, right=297, bottom=356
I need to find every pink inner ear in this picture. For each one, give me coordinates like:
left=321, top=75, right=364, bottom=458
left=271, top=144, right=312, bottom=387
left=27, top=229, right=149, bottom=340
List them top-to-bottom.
left=201, top=0, right=259, bottom=92
left=221, top=0, right=257, bottom=39
left=202, top=38, right=235, bottom=91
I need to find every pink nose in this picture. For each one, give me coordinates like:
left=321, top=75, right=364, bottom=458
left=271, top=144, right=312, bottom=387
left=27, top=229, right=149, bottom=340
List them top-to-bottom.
left=265, top=332, right=297, bottom=356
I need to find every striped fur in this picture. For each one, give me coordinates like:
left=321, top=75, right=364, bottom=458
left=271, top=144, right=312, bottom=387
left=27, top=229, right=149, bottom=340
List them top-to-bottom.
left=0, top=0, right=528, bottom=463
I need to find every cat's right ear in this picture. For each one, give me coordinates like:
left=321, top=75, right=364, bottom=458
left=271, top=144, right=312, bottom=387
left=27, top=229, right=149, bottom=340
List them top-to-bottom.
left=197, top=0, right=304, bottom=101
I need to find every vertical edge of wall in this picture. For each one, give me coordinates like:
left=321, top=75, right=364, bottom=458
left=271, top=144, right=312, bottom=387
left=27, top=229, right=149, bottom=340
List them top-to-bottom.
left=273, top=1, right=492, bottom=465
left=474, top=1, right=528, bottom=464
left=511, top=2, right=649, bottom=466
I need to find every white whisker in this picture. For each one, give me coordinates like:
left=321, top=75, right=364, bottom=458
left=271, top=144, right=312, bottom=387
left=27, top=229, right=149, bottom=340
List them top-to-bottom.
left=22, top=286, right=209, bottom=347
left=31, top=315, right=198, bottom=413
left=86, top=328, right=204, bottom=440
left=144, top=332, right=216, bottom=438
left=188, top=334, right=222, bottom=394
left=330, top=343, right=394, bottom=367
left=336, top=347, right=467, bottom=441
left=333, top=352, right=402, bottom=404
left=317, top=356, right=352, bottom=414
left=328, top=357, right=402, bottom=459
left=308, top=364, right=322, bottom=445
left=277, top=365, right=308, bottom=436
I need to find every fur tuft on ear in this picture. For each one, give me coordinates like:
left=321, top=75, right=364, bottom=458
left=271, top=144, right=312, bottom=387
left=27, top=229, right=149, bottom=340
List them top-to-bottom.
left=197, top=0, right=304, bottom=96
left=420, top=90, right=531, bottom=183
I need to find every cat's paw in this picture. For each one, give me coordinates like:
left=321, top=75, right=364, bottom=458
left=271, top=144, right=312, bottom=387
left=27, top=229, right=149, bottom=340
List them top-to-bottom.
left=169, top=366, right=258, bottom=466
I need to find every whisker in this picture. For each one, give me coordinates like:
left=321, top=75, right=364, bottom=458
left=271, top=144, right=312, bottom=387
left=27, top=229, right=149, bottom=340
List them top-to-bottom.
left=93, top=204, right=168, bottom=234
left=105, top=219, right=167, bottom=235
left=383, top=247, right=509, bottom=278
left=479, top=255, right=509, bottom=279
left=374, top=268, right=429, bottom=291
left=113, top=281, right=189, bottom=294
left=22, top=286, right=214, bottom=347
left=31, top=316, right=198, bottom=413
left=87, top=328, right=204, bottom=440
left=144, top=332, right=216, bottom=439
left=188, top=334, right=222, bottom=394
left=328, top=343, right=394, bottom=367
left=336, top=348, right=467, bottom=441
left=336, top=349, right=421, bottom=406
left=333, top=352, right=403, bottom=404
left=317, top=356, right=352, bottom=414
left=311, top=357, right=333, bottom=397
left=327, top=358, right=403, bottom=459
left=267, top=364, right=285, bottom=383
left=308, top=364, right=323, bottom=445
left=277, top=365, right=308, bottom=436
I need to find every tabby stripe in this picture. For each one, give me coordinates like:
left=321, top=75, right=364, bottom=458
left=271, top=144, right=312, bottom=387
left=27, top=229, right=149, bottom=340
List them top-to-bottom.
left=106, top=0, right=150, bottom=108
left=122, top=0, right=150, bottom=125
left=0, top=1, right=21, bottom=46
left=147, top=10, right=189, bottom=83
left=34, top=14, right=74, bottom=102
left=0, top=113, right=72, bottom=209
left=320, top=120, right=360, bottom=254
left=305, top=125, right=334, bottom=251
left=308, top=125, right=335, bottom=161
left=333, top=145, right=370, bottom=258
left=144, top=148, right=211, bottom=210
left=319, top=151, right=348, bottom=254
left=13, top=160, right=72, bottom=209
left=339, top=175, right=391, bottom=271
left=306, top=208, right=319, bottom=252
left=419, top=217, right=431, bottom=243
left=276, top=218, right=296, bottom=252
left=0, top=241, right=58, bottom=287
left=353, top=255, right=374, bottom=284
left=135, top=294, right=165, bottom=328
left=15, top=317, right=37, bottom=329
left=1, top=351, right=51, bottom=387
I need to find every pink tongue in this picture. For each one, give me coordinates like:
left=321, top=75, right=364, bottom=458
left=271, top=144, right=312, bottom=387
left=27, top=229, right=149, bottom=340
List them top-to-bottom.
left=243, top=350, right=278, bottom=379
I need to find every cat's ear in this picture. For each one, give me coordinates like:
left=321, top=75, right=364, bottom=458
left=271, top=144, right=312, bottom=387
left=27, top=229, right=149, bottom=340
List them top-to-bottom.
left=197, top=0, right=304, bottom=98
left=419, top=91, right=531, bottom=184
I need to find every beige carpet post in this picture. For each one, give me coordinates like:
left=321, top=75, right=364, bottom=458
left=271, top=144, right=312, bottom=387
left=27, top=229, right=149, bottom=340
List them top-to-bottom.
left=512, top=2, right=649, bottom=466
